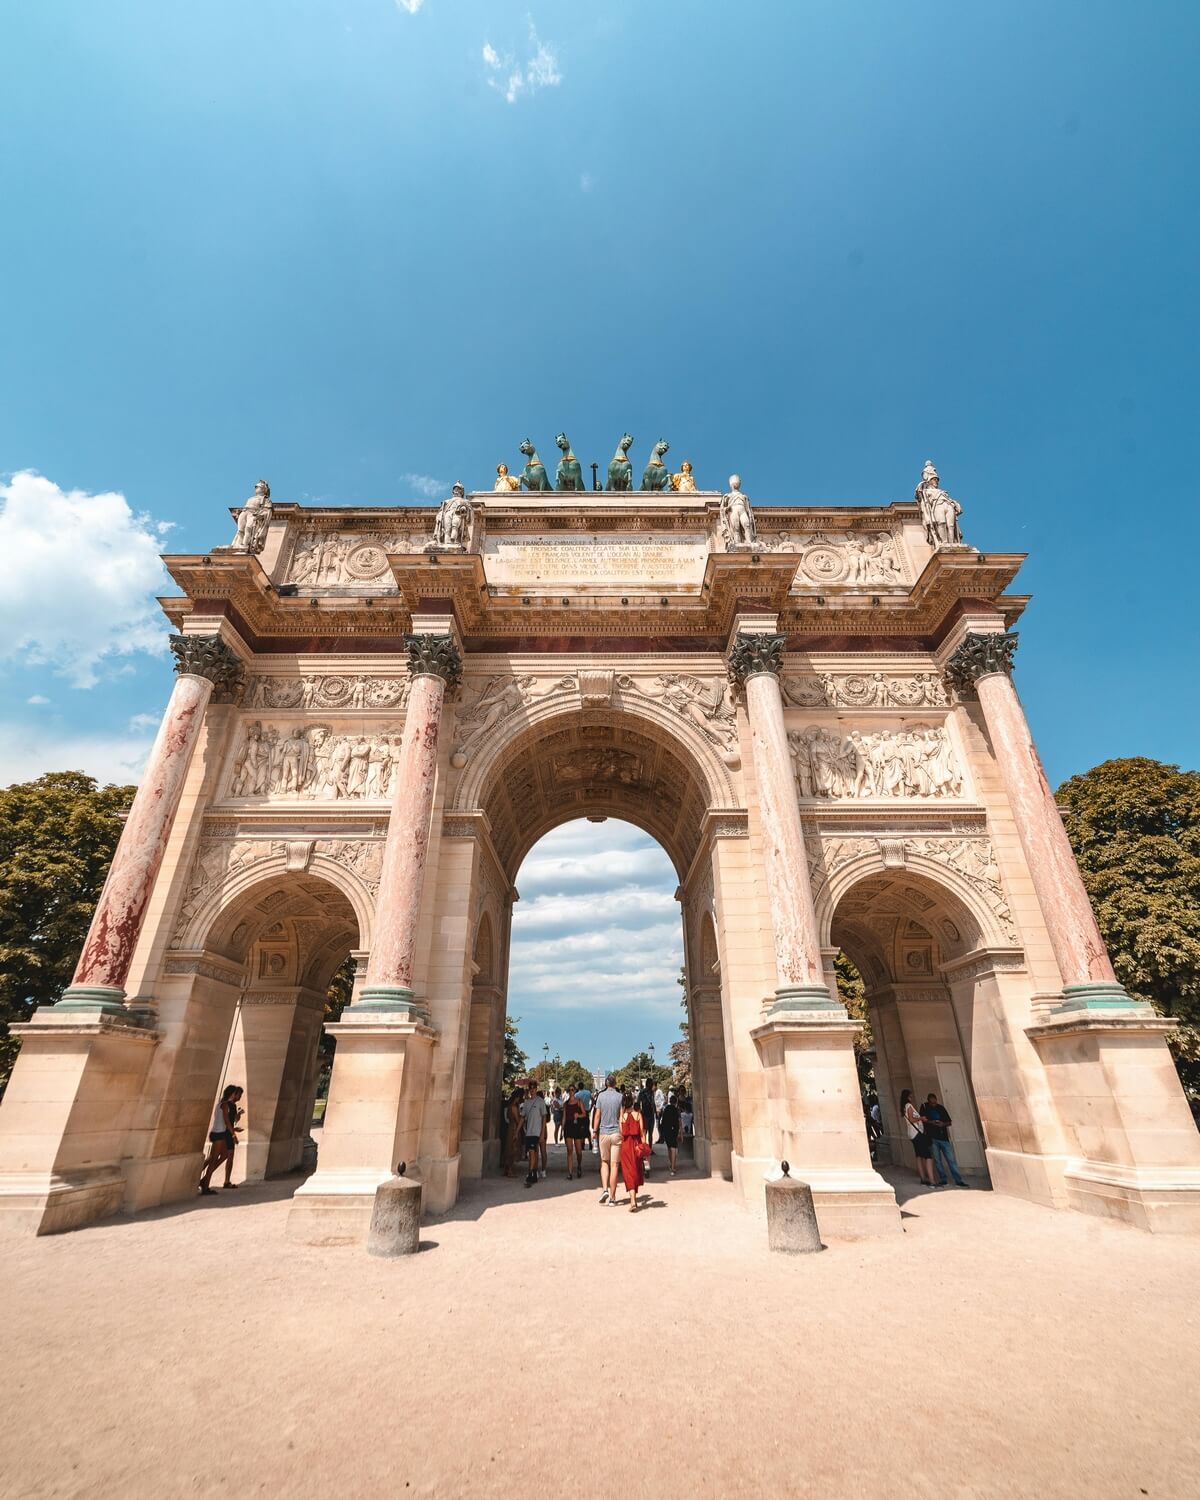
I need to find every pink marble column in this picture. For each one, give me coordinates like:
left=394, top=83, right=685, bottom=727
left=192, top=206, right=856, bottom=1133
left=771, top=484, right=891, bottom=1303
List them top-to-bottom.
left=946, top=632, right=1133, bottom=1011
left=58, top=633, right=246, bottom=1014
left=355, top=633, right=462, bottom=1017
left=730, top=634, right=838, bottom=1011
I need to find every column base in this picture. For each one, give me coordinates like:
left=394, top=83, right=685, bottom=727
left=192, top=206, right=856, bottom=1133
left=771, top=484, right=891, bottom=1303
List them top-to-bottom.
left=1051, top=981, right=1153, bottom=1016
left=767, top=984, right=844, bottom=1015
left=52, top=985, right=129, bottom=1017
left=350, top=985, right=429, bottom=1020
left=732, top=1154, right=900, bottom=1237
left=1061, top=1161, right=1200, bottom=1234
left=0, top=1168, right=127, bottom=1236
left=288, top=1168, right=393, bottom=1246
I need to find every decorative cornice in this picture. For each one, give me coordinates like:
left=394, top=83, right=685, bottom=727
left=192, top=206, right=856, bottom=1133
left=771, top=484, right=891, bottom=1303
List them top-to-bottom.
left=405, top=632, right=463, bottom=688
left=727, top=632, right=785, bottom=686
left=944, top=632, right=1018, bottom=697
left=169, top=633, right=246, bottom=703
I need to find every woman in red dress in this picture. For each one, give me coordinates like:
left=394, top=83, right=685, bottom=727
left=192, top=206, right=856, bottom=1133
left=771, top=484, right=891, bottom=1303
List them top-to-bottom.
left=617, top=1090, right=647, bottom=1213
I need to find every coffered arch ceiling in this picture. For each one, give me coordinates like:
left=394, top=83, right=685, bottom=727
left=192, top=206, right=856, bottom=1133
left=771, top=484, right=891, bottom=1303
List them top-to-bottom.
left=479, top=710, right=713, bottom=880
left=831, top=869, right=985, bottom=989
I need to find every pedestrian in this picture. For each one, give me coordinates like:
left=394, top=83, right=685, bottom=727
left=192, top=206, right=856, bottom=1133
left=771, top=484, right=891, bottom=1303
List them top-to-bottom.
left=593, top=1073, right=624, bottom=1205
left=638, top=1078, right=657, bottom=1171
left=576, top=1081, right=593, bottom=1152
left=654, top=1081, right=666, bottom=1122
left=520, top=1083, right=548, bottom=1188
left=199, top=1084, right=243, bottom=1195
left=563, top=1085, right=586, bottom=1178
left=503, top=1086, right=524, bottom=1177
left=537, top=1087, right=549, bottom=1178
left=901, top=1088, right=937, bottom=1187
left=551, top=1089, right=564, bottom=1144
left=617, top=1090, right=649, bottom=1212
left=658, top=1092, right=681, bottom=1175
left=921, top=1093, right=968, bottom=1187
left=680, top=1101, right=694, bottom=1140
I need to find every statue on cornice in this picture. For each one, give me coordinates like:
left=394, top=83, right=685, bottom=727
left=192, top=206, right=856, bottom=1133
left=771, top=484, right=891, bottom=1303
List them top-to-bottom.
left=554, top=433, right=587, bottom=492
left=605, top=433, right=634, bottom=491
left=518, top=439, right=553, bottom=492
left=641, top=439, right=672, bottom=492
left=671, top=460, right=697, bottom=493
left=915, top=460, right=964, bottom=548
left=493, top=463, right=520, bottom=493
left=720, top=475, right=757, bottom=548
left=229, top=479, right=272, bottom=554
left=432, top=482, right=474, bottom=549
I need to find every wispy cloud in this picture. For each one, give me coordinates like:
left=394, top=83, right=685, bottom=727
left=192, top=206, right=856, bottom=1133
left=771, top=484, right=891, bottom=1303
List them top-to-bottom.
left=394, top=0, right=424, bottom=14
left=482, top=22, right=561, bottom=105
left=580, top=172, right=594, bottom=193
left=399, top=472, right=448, bottom=499
left=26, top=694, right=49, bottom=706
left=128, top=712, right=159, bottom=732
left=0, top=722, right=154, bottom=789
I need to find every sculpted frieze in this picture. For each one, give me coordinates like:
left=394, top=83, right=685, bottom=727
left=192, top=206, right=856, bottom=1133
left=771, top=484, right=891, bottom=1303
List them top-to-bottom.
left=286, top=530, right=425, bottom=586
left=759, top=530, right=908, bottom=586
left=782, top=671, right=947, bottom=709
left=616, top=673, right=739, bottom=756
left=246, top=674, right=410, bottom=711
left=451, top=674, right=574, bottom=766
left=229, top=721, right=403, bottom=801
left=789, top=724, right=962, bottom=800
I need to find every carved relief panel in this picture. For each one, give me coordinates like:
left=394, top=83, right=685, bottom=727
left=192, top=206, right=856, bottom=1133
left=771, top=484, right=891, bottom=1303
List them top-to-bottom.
left=284, top=530, right=427, bottom=587
left=758, top=530, right=910, bottom=586
left=225, top=720, right=405, bottom=802
left=788, top=723, right=964, bottom=801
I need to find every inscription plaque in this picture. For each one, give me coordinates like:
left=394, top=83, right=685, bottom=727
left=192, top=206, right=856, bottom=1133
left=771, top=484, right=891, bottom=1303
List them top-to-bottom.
left=483, top=532, right=709, bottom=588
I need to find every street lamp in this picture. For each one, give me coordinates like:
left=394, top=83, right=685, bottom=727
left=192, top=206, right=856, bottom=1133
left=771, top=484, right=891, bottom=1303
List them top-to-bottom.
left=648, top=1041, right=656, bottom=1072
left=542, top=1042, right=549, bottom=1078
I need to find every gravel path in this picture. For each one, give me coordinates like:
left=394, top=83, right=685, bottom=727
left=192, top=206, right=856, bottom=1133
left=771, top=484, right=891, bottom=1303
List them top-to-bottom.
left=4, top=1148, right=1198, bottom=1498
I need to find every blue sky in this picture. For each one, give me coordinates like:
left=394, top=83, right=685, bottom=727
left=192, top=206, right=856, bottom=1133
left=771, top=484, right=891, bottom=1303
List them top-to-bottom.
left=1, top=2, right=1197, bottom=1066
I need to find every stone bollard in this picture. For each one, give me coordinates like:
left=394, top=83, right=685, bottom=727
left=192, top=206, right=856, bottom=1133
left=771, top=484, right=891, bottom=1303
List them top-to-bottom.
left=765, top=1162, right=823, bottom=1254
left=366, top=1163, right=423, bottom=1258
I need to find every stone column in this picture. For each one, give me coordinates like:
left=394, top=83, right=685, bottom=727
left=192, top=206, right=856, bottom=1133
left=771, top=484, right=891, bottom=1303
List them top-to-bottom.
left=945, top=632, right=1133, bottom=1013
left=57, top=633, right=245, bottom=1015
left=353, top=633, right=462, bottom=1016
left=728, top=633, right=837, bottom=1012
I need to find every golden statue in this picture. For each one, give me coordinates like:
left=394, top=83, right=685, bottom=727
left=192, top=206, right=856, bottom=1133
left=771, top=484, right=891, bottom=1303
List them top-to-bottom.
left=671, top=460, right=697, bottom=493
left=493, top=463, right=520, bottom=493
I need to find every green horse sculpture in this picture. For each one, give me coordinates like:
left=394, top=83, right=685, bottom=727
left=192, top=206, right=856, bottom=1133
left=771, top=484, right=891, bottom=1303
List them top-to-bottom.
left=554, top=433, right=586, bottom=492
left=605, top=433, right=634, bottom=491
left=519, top=439, right=553, bottom=492
left=641, top=439, right=671, bottom=492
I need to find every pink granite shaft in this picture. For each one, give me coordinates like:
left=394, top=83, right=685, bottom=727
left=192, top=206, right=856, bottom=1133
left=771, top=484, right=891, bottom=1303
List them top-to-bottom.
left=976, top=670, right=1116, bottom=986
left=367, top=671, right=446, bottom=990
left=745, top=671, right=825, bottom=989
left=72, top=672, right=213, bottom=991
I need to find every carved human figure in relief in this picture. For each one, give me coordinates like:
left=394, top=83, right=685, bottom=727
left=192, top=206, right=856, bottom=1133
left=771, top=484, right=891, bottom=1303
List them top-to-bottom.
left=915, top=460, right=964, bottom=548
left=494, top=463, right=520, bottom=493
left=720, top=475, right=757, bottom=548
left=230, top=480, right=272, bottom=554
left=432, top=483, right=473, bottom=549
left=454, top=675, right=535, bottom=759
left=656, top=675, right=737, bottom=747
left=232, top=722, right=269, bottom=796
left=788, top=724, right=961, bottom=799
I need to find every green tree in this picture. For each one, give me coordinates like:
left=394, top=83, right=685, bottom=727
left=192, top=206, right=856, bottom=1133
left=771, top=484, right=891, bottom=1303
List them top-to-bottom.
left=1056, top=757, right=1200, bottom=1088
left=0, top=772, right=136, bottom=1093
left=835, top=950, right=874, bottom=1091
left=671, top=965, right=692, bottom=1092
left=503, top=1014, right=527, bottom=1088
left=614, top=1050, right=672, bottom=1092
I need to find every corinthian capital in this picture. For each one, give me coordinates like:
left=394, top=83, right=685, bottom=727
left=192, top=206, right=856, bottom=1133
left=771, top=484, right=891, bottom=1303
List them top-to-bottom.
left=944, top=631, right=1019, bottom=697
left=405, top=632, right=463, bottom=688
left=727, top=632, right=786, bottom=687
left=169, top=633, right=246, bottom=703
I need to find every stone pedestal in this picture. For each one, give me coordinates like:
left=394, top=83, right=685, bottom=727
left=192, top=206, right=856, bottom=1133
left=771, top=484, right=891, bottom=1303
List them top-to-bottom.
left=0, top=1009, right=159, bottom=1235
left=1027, top=1010, right=1200, bottom=1233
left=286, top=1012, right=436, bottom=1245
left=752, top=1013, right=900, bottom=1237
left=366, top=1172, right=423, bottom=1257
left=765, top=1175, right=824, bottom=1253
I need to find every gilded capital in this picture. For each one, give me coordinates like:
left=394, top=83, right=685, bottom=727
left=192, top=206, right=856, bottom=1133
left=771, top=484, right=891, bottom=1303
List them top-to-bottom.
left=944, top=631, right=1018, bottom=697
left=405, top=632, right=463, bottom=688
left=727, top=632, right=786, bottom=687
left=169, top=633, right=246, bottom=703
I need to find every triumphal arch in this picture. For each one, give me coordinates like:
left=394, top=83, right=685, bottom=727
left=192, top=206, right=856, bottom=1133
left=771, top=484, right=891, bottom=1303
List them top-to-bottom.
left=3, top=443, right=1199, bottom=1241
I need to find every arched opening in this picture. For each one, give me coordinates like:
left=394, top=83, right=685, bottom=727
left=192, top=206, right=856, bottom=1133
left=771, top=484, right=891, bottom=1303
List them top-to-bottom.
left=452, top=699, right=736, bottom=1186
left=830, top=867, right=992, bottom=1186
left=198, top=870, right=361, bottom=1186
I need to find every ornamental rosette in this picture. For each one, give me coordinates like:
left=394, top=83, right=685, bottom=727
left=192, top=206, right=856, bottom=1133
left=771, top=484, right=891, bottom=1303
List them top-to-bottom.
left=405, top=632, right=463, bottom=689
left=727, top=632, right=786, bottom=687
left=944, top=632, right=1018, bottom=698
left=169, top=633, right=247, bottom=703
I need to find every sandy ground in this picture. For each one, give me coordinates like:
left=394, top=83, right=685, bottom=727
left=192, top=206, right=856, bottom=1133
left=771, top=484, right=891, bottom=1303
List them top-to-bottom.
left=4, top=1144, right=1199, bottom=1500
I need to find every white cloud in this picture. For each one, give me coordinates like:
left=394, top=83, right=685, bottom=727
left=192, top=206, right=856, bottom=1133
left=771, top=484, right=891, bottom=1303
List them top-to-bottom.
left=395, top=0, right=424, bottom=13
left=484, top=22, right=561, bottom=104
left=580, top=172, right=594, bottom=193
left=0, top=471, right=172, bottom=688
left=400, top=472, right=449, bottom=499
left=26, top=694, right=49, bottom=705
left=128, top=712, right=159, bottom=731
left=0, top=722, right=154, bottom=789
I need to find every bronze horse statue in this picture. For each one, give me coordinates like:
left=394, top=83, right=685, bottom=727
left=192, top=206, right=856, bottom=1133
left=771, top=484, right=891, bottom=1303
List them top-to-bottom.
left=554, top=433, right=586, bottom=492
left=605, top=433, right=634, bottom=491
left=519, top=439, right=552, bottom=492
left=641, top=439, right=671, bottom=492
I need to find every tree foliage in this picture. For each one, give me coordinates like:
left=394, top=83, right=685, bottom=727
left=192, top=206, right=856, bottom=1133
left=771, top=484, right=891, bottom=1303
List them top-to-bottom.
left=1056, top=757, right=1200, bottom=1086
left=0, top=772, right=135, bottom=1092
left=835, top=950, right=875, bottom=1090
left=671, top=965, right=692, bottom=1091
left=503, top=1014, right=527, bottom=1088
left=614, top=1050, right=672, bottom=1092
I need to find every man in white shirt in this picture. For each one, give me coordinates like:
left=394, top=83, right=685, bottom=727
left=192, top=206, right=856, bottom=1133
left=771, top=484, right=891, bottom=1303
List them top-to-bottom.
left=519, top=1084, right=547, bottom=1188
